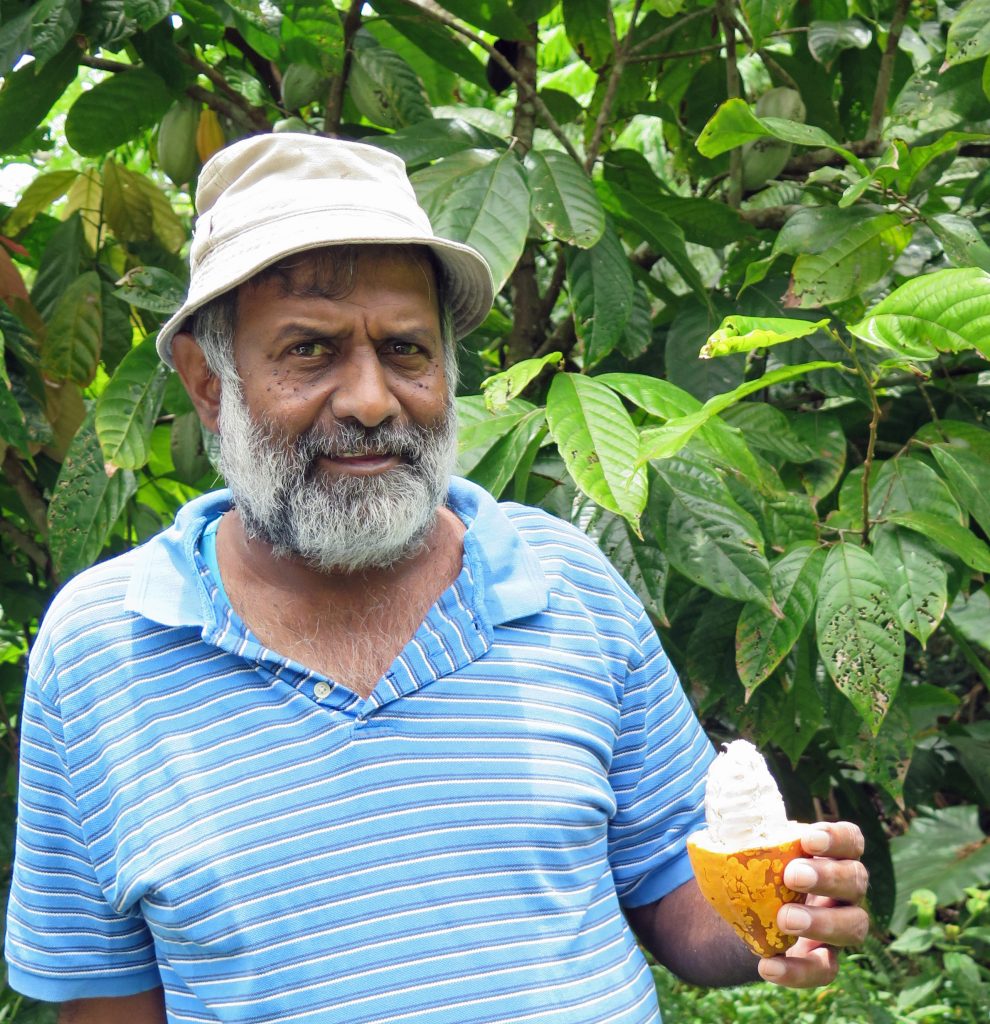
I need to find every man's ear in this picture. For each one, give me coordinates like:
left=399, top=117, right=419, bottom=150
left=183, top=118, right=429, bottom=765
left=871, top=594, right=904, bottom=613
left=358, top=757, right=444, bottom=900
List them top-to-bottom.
left=172, top=332, right=222, bottom=433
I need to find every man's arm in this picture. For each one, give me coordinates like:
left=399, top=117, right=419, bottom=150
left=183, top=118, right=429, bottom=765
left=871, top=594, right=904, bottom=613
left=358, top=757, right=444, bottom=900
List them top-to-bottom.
left=626, top=821, right=871, bottom=989
left=59, top=988, right=166, bottom=1024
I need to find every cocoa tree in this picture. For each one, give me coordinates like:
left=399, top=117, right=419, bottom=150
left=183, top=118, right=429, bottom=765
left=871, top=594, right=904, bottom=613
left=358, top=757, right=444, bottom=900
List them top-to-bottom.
left=2, top=2, right=990, bottom=1011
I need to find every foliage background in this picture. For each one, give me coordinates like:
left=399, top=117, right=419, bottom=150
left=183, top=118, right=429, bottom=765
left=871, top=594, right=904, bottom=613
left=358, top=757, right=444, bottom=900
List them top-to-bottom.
left=1, top=0, right=989, bottom=1016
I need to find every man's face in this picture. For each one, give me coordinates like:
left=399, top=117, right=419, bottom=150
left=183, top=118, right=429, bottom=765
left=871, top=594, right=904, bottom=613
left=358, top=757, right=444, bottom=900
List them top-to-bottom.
left=214, top=249, right=457, bottom=572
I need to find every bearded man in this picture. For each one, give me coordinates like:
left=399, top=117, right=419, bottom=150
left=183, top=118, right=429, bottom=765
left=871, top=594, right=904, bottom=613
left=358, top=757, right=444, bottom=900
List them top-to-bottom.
left=6, top=135, right=869, bottom=1024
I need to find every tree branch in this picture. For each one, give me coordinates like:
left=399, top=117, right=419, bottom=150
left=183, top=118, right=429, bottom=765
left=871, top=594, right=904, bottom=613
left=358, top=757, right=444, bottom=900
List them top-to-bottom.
left=324, top=0, right=365, bottom=137
left=396, top=0, right=583, bottom=165
left=716, top=0, right=742, bottom=208
left=867, top=0, right=911, bottom=142
left=222, top=28, right=280, bottom=100
left=176, top=47, right=268, bottom=121
left=185, top=83, right=268, bottom=132
left=738, top=205, right=802, bottom=229
left=2, top=451, right=48, bottom=540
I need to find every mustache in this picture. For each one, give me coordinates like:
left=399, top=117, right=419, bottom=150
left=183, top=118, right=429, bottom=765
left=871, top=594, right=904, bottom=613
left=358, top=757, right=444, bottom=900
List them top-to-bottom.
left=290, top=418, right=450, bottom=464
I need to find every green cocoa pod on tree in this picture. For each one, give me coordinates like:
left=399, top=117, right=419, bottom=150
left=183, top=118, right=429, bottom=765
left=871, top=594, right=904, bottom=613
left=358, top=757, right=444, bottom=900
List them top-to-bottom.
left=280, top=63, right=329, bottom=110
left=741, top=87, right=807, bottom=192
left=156, top=98, right=200, bottom=185
left=273, top=116, right=311, bottom=134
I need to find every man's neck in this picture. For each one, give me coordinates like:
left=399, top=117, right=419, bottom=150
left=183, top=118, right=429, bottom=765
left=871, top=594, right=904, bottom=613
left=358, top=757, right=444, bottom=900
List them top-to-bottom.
left=213, top=506, right=466, bottom=694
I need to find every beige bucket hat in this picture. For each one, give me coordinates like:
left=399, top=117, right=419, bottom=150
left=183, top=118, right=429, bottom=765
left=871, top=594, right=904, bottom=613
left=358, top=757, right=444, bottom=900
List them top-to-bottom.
left=156, top=133, right=496, bottom=367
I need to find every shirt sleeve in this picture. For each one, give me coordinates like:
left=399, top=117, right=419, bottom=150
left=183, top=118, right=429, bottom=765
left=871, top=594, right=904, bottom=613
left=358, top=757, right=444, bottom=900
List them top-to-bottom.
left=606, top=615, right=716, bottom=908
left=5, top=667, right=162, bottom=1002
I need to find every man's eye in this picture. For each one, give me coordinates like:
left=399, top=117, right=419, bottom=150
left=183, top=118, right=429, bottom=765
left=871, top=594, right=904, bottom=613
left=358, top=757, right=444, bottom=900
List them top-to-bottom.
left=291, top=341, right=326, bottom=357
left=388, top=341, right=422, bottom=356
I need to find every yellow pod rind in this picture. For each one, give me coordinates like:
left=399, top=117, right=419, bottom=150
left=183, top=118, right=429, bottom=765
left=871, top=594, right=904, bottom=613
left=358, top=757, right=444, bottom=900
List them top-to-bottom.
left=687, top=830, right=805, bottom=958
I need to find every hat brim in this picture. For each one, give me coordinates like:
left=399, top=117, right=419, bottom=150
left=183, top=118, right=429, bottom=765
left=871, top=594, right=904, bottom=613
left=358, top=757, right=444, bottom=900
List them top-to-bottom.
left=155, top=217, right=495, bottom=367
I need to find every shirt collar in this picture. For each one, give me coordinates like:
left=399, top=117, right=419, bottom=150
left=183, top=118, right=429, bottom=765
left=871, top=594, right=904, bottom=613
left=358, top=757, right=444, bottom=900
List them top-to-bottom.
left=124, top=478, right=549, bottom=629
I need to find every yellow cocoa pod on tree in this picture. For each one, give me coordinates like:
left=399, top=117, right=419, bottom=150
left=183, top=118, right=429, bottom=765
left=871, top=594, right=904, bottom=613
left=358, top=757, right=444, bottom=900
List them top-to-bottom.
left=157, top=98, right=199, bottom=185
left=195, top=108, right=225, bottom=163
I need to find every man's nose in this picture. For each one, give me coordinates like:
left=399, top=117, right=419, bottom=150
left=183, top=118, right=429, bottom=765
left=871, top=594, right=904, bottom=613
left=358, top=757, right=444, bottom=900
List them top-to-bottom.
left=328, top=348, right=401, bottom=427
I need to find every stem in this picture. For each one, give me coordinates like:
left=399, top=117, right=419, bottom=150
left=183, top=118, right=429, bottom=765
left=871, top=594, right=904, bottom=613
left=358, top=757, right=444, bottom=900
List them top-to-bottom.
left=324, top=0, right=364, bottom=137
left=397, top=0, right=583, bottom=165
left=716, top=0, right=742, bottom=208
left=867, top=0, right=910, bottom=142
left=627, top=8, right=711, bottom=56
left=837, top=337, right=883, bottom=545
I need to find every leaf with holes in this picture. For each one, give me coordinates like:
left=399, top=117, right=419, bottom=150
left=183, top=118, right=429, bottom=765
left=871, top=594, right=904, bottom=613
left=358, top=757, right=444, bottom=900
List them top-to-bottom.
left=945, top=0, right=990, bottom=66
left=524, top=149, right=604, bottom=249
left=428, top=150, right=529, bottom=294
left=786, top=214, right=912, bottom=308
left=566, top=219, right=634, bottom=368
left=847, top=267, right=990, bottom=359
left=41, top=271, right=102, bottom=386
left=700, top=315, right=829, bottom=358
left=95, top=336, right=169, bottom=469
left=481, top=352, right=563, bottom=413
left=545, top=372, right=647, bottom=528
left=48, top=414, right=137, bottom=579
left=653, top=455, right=773, bottom=607
left=873, top=525, right=948, bottom=647
left=815, top=542, right=904, bottom=735
left=737, top=544, right=826, bottom=695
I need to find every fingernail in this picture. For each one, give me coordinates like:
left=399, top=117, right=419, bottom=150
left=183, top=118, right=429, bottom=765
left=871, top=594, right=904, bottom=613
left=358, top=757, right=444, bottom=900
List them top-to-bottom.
left=804, top=828, right=830, bottom=854
left=787, top=862, right=818, bottom=888
left=781, top=905, right=812, bottom=932
left=760, top=958, right=786, bottom=979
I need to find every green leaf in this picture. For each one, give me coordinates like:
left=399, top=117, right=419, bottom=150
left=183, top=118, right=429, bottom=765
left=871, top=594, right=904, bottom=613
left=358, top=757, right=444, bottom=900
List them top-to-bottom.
left=26, top=0, right=81, bottom=69
left=124, top=0, right=170, bottom=29
left=281, top=0, right=344, bottom=74
left=367, top=0, right=487, bottom=90
left=435, top=0, right=529, bottom=39
left=562, top=0, right=612, bottom=68
left=740, top=0, right=797, bottom=48
left=945, top=0, right=990, bottom=66
left=0, top=6, right=34, bottom=77
left=807, top=19, right=872, bottom=63
left=349, top=31, right=433, bottom=130
left=0, top=41, right=79, bottom=153
left=65, top=68, right=173, bottom=156
left=696, top=98, right=868, bottom=175
left=370, top=118, right=505, bottom=168
left=895, top=131, right=990, bottom=195
left=410, top=148, right=498, bottom=220
left=523, top=149, right=604, bottom=249
left=427, top=150, right=529, bottom=294
left=102, top=158, right=154, bottom=243
left=3, top=169, right=79, bottom=236
left=598, top=179, right=708, bottom=301
left=30, top=213, right=85, bottom=322
left=785, top=213, right=911, bottom=308
left=929, top=214, right=990, bottom=273
left=566, top=219, right=634, bottom=368
left=114, top=265, right=186, bottom=316
left=847, top=268, right=990, bottom=359
left=41, top=271, right=103, bottom=385
left=700, top=315, right=829, bottom=358
left=95, top=336, right=169, bottom=469
left=481, top=352, right=563, bottom=413
left=638, top=361, right=843, bottom=462
left=545, top=372, right=648, bottom=528
left=596, top=373, right=700, bottom=420
left=0, top=380, right=31, bottom=455
left=456, top=395, right=534, bottom=474
left=721, top=404, right=816, bottom=463
left=467, top=409, right=546, bottom=499
left=170, top=410, right=211, bottom=484
left=782, top=412, right=847, bottom=499
left=47, top=414, right=137, bottom=580
left=914, top=419, right=990, bottom=460
left=931, top=444, right=990, bottom=537
left=652, top=455, right=773, bottom=607
left=871, top=456, right=964, bottom=524
left=590, top=507, right=669, bottom=626
left=887, top=511, right=990, bottom=572
left=872, top=525, right=948, bottom=647
left=815, top=542, right=904, bottom=735
left=737, top=544, right=826, bottom=695
left=890, top=806, right=990, bottom=933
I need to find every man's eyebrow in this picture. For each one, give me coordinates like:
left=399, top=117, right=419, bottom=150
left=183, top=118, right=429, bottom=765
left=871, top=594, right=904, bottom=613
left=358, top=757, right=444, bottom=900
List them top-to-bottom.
left=271, top=323, right=347, bottom=344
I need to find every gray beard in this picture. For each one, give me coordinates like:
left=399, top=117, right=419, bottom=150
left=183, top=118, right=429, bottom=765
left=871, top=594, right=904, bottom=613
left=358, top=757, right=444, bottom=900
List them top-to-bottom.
left=216, top=384, right=457, bottom=573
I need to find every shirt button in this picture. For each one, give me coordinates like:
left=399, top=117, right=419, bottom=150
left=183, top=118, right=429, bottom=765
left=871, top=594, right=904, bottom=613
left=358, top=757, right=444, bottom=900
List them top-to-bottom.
left=314, top=682, right=331, bottom=700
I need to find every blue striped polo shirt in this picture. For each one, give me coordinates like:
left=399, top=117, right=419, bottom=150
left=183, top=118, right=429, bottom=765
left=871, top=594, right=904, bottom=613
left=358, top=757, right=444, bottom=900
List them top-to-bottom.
left=6, top=478, right=715, bottom=1022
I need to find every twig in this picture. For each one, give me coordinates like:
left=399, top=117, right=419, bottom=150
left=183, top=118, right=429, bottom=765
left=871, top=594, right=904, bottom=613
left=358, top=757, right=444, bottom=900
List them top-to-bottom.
left=325, top=0, right=364, bottom=137
left=396, top=0, right=582, bottom=165
left=716, top=0, right=742, bottom=208
left=867, top=0, right=910, bottom=142
left=627, top=8, right=711, bottom=56
left=628, top=25, right=808, bottom=63
left=222, top=28, right=280, bottom=100
left=175, top=47, right=266, bottom=118
left=80, top=55, right=132, bottom=73
left=186, top=83, right=268, bottom=132
left=0, top=519, right=49, bottom=573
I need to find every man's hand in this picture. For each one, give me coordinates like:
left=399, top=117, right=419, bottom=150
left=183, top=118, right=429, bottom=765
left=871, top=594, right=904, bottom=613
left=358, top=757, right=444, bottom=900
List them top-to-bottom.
left=757, top=820, right=870, bottom=988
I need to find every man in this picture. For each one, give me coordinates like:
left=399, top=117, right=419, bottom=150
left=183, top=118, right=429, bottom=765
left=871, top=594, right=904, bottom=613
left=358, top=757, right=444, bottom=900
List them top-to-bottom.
left=6, top=135, right=868, bottom=1023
